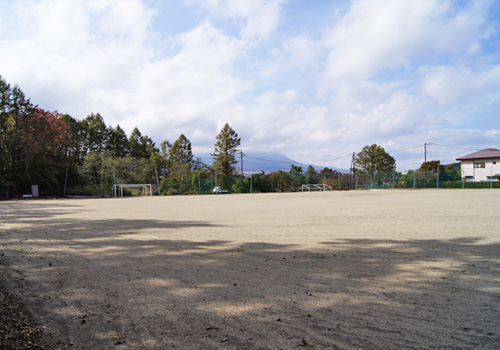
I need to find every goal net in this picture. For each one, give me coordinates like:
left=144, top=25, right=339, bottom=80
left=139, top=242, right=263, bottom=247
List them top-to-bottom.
left=113, top=184, right=152, bottom=197
left=301, top=184, right=333, bottom=192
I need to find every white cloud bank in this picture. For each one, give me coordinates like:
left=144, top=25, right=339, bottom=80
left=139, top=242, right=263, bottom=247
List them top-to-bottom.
left=0, top=0, right=499, bottom=169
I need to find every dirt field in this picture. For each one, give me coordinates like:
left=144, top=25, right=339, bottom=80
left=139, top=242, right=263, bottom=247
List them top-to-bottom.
left=1, top=190, right=499, bottom=349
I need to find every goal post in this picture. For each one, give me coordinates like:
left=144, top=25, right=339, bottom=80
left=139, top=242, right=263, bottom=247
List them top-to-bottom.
left=113, top=184, right=153, bottom=197
left=301, top=184, right=333, bottom=192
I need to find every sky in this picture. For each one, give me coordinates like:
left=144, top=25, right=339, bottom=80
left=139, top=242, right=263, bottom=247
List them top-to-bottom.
left=1, top=0, right=499, bottom=170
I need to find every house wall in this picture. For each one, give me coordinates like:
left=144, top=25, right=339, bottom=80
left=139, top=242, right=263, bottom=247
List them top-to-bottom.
left=460, top=158, right=500, bottom=181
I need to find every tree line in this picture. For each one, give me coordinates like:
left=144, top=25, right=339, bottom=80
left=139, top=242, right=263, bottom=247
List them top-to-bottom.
left=0, top=75, right=246, bottom=197
left=1, top=75, right=462, bottom=197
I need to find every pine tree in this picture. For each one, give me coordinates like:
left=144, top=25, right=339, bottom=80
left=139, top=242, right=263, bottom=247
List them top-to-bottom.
left=212, top=123, right=241, bottom=178
left=108, top=125, right=130, bottom=158
left=169, top=134, right=193, bottom=166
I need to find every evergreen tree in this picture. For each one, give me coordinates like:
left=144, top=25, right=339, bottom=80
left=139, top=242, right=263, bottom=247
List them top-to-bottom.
left=0, top=76, right=11, bottom=178
left=82, top=113, right=111, bottom=154
left=61, top=114, right=86, bottom=164
left=212, top=123, right=241, bottom=178
left=108, top=125, right=130, bottom=158
left=129, top=127, right=158, bottom=159
left=169, top=134, right=193, bottom=166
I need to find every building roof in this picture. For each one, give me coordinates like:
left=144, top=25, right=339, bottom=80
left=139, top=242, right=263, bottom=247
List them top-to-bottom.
left=456, top=148, right=500, bottom=161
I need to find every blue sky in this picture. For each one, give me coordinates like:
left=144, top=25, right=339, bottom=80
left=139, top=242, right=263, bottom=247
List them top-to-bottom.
left=1, top=0, right=499, bottom=170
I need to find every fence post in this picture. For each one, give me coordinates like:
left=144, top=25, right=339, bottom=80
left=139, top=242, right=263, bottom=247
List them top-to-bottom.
left=491, top=163, right=493, bottom=189
left=437, top=167, right=439, bottom=189
left=392, top=170, right=395, bottom=189
left=198, top=171, right=201, bottom=194
left=413, top=171, right=416, bottom=189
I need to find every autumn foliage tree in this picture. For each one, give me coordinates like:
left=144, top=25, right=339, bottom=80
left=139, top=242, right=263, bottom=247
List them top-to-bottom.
left=17, top=106, right=68, bottom=192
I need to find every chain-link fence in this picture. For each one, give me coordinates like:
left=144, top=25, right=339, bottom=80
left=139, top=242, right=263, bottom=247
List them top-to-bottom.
left=65, top=165, right=499, bottom=197
left=353, top=169, right=500, bottom=189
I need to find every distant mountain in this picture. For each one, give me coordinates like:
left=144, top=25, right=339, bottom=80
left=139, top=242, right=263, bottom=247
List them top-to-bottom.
left=196, top=151, right=348, bottom=174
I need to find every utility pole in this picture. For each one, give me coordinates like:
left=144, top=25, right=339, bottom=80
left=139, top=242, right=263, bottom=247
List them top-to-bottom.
left=424, top=143, right=428, bottom=188
left=240, top=150, right=244, bottom=191
left=349, top=152, right=356, bottom=189
left=155, top=167, right=160, bottom=195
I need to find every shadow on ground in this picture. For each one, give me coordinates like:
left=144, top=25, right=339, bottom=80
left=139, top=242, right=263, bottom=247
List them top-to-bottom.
left=1, top=204, right=499, bottom=350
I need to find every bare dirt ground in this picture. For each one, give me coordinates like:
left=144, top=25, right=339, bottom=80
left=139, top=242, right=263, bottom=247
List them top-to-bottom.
left=1, top=189, right=499, bottom=349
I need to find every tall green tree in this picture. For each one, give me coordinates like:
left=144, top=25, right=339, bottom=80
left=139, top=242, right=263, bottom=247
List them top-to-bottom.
left=0, top=76, right=12, bottom=178
left=10, top=85, right=29, bottom=169
left=82, top=113, right=110, bottom=154
left=61, top=114, right=86, bottom=164
left=212, top=123, right=241, bottom=178
left=107, top=125, right=130, bottom=158
left=129, top=127, right=159, bottom=159
left=161, top=134, right=195, bottom=195
left=169, top=134, right=193, bottom=166
left=355, top=144, right=396, bottom=173
left=289, top=164, right=303, bottom=187
left=305, top=165, right=317, bottom=184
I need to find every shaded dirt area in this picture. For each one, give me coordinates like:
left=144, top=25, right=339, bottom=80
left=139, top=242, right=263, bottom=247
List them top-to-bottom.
left=1, top=190, right=500, bottom=349
left=0, top=257, right=54, bottom=350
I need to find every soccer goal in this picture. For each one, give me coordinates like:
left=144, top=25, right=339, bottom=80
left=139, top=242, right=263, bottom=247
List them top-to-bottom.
left=113, top=184, right=153, bottom=197
left=301, top=184, right=333, bottom=192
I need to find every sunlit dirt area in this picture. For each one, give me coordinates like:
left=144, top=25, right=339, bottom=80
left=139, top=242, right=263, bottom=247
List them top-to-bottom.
left=1, top=190, right=499, bottom=349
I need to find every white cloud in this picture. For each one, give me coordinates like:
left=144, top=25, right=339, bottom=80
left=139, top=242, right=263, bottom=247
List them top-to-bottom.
left=0, top=0, right=498, bottom=170
left=0, top=0, right=155, bottom=111
left=187, top=0, right=284, bottom=40
left=323, top=0, right=492, bottom=82
left=0, top=1, right=248, bottom=147
left=88, top=20, right=249, bottom=145
left=283, top=33, right=322, bottom=70
left=420, top=64, right=500, bottom=106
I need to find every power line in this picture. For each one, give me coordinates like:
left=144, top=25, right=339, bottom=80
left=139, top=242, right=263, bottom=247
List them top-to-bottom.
left=427, top=143, right=480, bottom=151
left=386, top=145, right=422, bottom=153
left=316, top=153, right=354, bottom=163
left=245, top=155, right=294, bottom=164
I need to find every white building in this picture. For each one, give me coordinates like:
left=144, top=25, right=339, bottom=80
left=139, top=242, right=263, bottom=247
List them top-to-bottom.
left=456, top=148, right=500, bottom=182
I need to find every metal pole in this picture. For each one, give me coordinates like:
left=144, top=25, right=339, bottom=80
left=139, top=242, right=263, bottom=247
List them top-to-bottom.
left=424, top=143, right=427, bottom=188
left=240, top=150, right=244, bottom=191
left=437, top=166, right=439, bottom=189
left=155, top=167, right=160, bottom=195
left=198, top=171, right=201, bottom=194
left=413, top=171, right=416, bottom=189
left=250, top=174, right=253, bottom=193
